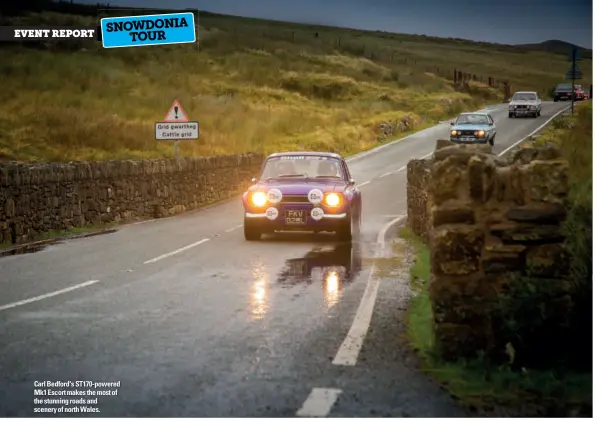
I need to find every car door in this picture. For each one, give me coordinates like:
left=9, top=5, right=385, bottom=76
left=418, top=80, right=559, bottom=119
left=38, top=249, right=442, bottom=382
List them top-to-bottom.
left=536, top=94, right=542, bottom=111
left=487, top=114, right=496, bottom=137
left=342, top=160, right=361, bottom=216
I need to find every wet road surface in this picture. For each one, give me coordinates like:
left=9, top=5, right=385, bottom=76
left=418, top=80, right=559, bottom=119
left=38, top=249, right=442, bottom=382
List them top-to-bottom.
left=0, top=102, right=569, bottom=416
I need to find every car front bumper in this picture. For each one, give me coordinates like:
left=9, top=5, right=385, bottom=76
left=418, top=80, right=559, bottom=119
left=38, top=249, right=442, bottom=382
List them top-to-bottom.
left=510, top=108, right=538, bottom=115
left=450, top=137, right=488, bottom=144
left=244, top=204, right=348, bottom=231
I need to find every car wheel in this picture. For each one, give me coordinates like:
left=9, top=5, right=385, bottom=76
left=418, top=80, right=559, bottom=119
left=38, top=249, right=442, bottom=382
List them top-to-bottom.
left=554, top=97, right=558, bottom=102
left=508, top=112, right=513, bottom=118
left=489, top=135, right=494, bottom=146
left=337, top=211, right=358, bottom=242
left=244, top=219, right=262, bottom=241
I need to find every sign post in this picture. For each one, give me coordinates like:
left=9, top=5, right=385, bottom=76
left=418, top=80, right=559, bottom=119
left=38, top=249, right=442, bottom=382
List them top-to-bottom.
left=566, top=46, right=583, bottom=115
left=155, top=100, right=199, bottom=158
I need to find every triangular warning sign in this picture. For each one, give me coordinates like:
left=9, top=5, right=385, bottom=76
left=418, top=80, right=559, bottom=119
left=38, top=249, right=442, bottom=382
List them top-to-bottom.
left=164, top=100, right=189, bottom=122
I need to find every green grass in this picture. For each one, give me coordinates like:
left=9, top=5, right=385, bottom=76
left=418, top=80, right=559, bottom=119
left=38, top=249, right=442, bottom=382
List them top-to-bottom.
left=0, top=10, right=591, bottom=162
left=400, top=226, right=593, bottom=416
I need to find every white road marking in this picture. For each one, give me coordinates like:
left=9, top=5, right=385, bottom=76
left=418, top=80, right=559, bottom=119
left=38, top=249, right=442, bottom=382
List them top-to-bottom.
left=497, top=104, right=571, bottom=157
left=397, top=165, right=406, bottom=172
left=379, top=171, right=392, bottom=178
left=356, top=181, right=370, bottom=187
left=332, top=215, right=406, bottom=366
left=224, top=224, right=243, bottom=233
left=143, top=238, right=210, bottom=264
left=0, top=280, right=99, bottom=312
left=296, top=388, right=342, bottom=417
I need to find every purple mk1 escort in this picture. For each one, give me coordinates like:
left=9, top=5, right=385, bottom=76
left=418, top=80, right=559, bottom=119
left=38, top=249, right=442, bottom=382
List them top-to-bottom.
left=241, top=152, right=362, bottom=241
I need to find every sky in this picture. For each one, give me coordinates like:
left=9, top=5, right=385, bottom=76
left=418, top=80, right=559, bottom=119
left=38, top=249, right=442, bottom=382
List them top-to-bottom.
left=82, top=0, right=593, bottom=48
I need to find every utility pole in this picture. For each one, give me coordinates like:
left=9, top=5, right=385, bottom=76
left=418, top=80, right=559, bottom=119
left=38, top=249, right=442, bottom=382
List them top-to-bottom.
left=571, top=47, right=576, bottom=115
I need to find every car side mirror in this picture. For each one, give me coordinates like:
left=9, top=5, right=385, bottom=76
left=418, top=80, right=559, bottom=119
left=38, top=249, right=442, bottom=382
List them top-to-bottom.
left=450, top=121, right=454, bottom=125
left=251, top=177, right=257, bottom=183
left=348, top=178, right=355, bottom=185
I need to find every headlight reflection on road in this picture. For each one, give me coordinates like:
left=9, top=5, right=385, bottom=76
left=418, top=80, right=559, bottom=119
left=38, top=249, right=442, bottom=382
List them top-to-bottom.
left=250, top=264, right=269, bottom=320
left=324, top=269, right=340, bottom=308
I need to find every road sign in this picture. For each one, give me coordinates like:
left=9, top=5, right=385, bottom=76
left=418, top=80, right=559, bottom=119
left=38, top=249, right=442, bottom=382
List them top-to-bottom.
left=566, top=67, right=583, bottom=80
left=164, top=99, right=189, bottom=122
left=155, top=121, right=199, bottom=140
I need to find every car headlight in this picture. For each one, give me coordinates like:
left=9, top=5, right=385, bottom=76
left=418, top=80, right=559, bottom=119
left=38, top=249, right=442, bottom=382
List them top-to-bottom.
left=509, top=105, right=514, bottom=110
left=530, top=105, right=536, bottom=109
left=450, top=130, right=457, bottom=136
left=477, top=130, right=485, bottom=137
left=250, top=191, right=268, bottom=207
left=323, top=192, right=342, bottom=207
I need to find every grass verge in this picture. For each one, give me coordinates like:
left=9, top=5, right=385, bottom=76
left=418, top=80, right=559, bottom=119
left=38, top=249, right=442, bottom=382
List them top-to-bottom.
left=1, top=9, right=591, bottom=162
left=400, top=226, right=592, bottom=417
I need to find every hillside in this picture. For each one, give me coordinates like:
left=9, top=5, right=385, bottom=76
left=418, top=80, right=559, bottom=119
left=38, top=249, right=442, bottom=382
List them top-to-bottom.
left=0, top=6, right=592, bottom=162
left=516, top=39, right=592, bottom=58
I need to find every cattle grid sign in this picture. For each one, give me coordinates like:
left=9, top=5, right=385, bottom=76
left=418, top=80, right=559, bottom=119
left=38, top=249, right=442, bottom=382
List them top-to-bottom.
left=155, top=100, right=199, bottom=157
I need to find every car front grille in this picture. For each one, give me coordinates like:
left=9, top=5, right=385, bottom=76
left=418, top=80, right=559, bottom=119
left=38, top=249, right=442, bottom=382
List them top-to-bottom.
left=515, top=105, right=528, bottom=109
left=458, top=130, right=476, bottom=136
left=280, top=195, right=310, bottom=203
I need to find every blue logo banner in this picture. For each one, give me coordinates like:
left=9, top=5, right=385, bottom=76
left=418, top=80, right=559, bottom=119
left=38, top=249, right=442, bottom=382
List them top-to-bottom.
left=100, top=12, right=196, bottom=48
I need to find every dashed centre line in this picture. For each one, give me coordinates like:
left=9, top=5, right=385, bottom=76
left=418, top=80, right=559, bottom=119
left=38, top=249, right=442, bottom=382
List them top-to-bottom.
left=379, top=171, right=392, bottom=178
left=224, top=224, right=243, bottom=233
left=143, top=238, right=210, bottom=264
left=0, top=280, right=99, bottom=312
left=296, top=388, right=342, bottom=417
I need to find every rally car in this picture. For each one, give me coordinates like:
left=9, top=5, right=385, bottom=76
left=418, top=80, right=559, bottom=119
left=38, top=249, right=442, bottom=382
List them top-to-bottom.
left=449, top=112, right=497, bottom=145
left=242, top=152, right=362, bottom=241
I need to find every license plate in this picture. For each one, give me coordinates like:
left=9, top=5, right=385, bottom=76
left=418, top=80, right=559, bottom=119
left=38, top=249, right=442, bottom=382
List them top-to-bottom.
left=461, top=137, right=475, bottom=141
left=285, top=209, right=306, bottom=225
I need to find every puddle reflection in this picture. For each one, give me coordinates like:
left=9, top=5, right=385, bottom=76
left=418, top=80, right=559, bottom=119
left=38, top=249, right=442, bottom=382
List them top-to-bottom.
left=277, top=242, right=363, bottom=308
left=250, top=263, right=269, bottom=320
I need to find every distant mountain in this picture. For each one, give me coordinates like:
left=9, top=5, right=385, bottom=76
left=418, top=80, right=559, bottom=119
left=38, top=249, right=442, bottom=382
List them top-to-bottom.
left=516, top=40, right=592, bottom=58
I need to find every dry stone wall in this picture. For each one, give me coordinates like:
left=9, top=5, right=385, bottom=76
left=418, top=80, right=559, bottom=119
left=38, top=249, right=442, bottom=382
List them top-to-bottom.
left=406, top=141, right=570, bottom=362
left=0, top=154, right=263, bottom=245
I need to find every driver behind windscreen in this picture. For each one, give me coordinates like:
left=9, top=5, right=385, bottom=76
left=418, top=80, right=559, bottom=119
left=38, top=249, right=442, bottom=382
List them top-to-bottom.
left=275, top=160, right=296, bottom=176
left=317, top=160, right=340, bottom=177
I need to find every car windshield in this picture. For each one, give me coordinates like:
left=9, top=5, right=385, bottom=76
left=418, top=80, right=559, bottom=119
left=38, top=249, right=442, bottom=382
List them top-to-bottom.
left=557, top=83, right=572, bottom=90
left=512, top=93, right=537, bottom=101
left=455, top=114, right=489, bottom=125
left=260, top=156, right=345, bottom=180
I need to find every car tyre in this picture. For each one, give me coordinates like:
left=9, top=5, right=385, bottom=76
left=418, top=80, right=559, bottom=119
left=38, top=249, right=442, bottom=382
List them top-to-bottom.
left=554, top=97, right=558, bottom=102
left=508, top=112, right=513, bottom=118
left=489, top=135, right=495, bottom=146
left=337, top=209, right=360, bottom=242
left=244, top=219, right=262, bottom=241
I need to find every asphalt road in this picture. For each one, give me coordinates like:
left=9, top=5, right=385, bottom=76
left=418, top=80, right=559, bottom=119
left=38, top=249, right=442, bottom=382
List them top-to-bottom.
left=0, top=101, right=569, bottom=417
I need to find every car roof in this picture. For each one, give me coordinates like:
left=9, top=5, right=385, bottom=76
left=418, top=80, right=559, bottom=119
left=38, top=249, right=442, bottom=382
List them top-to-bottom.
left=513, top=91, right=538, bottom=94
left=458, top=112, right=490, bottom=117
left=266, top=151, right=343, bottom=159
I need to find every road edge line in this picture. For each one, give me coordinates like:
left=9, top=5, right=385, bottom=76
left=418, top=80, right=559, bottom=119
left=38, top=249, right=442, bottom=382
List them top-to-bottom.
left=497, top=105, right=571, bottom=157
left=331, top=215, right=406, bottom=366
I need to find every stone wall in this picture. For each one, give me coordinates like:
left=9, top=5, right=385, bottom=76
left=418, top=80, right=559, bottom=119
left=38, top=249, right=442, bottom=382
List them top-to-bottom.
left=407, top=141, right=571, bottom=362
left=0, top=154, right=263, bottom=245
left=406, top=159, right=431, bottom=243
